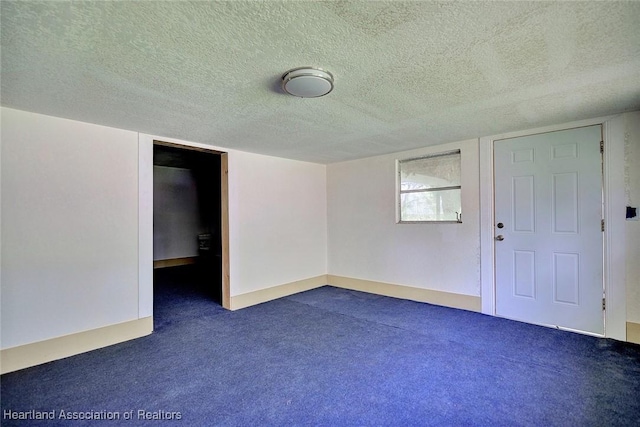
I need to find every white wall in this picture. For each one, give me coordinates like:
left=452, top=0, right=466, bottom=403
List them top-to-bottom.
left=2, top=105, right=634, bottom=352
left=1, top=108, right=140, bottom=349
left=2, top=109, right=328, bottom=349
left=625, top=112, right=640, bottom=324
left=327, top=139, right=480, bottom=297
left=226, top=150, right=327, bottom=296
left=153, top=166, right=201, bottom=261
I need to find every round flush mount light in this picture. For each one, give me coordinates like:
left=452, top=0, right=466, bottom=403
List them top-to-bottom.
left=281, top=67, right=334, bottom=98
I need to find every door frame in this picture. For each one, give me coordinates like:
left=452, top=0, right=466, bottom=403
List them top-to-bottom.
left=479, top=114, right=627, bottom=340
left=138, top=134, right=231, bottom=319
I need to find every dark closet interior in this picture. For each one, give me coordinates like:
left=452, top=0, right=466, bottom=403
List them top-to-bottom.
left=153, top=144, right=222, bottom=304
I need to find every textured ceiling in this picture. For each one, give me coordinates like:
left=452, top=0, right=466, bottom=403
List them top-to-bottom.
left=2, top=1, right=639, bottom=164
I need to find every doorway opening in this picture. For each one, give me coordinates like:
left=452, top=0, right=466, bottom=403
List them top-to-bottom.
left=152, top=141, right=230, bottom=322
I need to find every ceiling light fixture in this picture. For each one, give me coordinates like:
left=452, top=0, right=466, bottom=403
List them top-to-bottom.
left=281, top=67, right=334, bottom=98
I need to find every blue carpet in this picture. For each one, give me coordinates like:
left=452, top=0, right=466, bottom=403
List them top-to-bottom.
left=2, top=270, right=640, bottom=426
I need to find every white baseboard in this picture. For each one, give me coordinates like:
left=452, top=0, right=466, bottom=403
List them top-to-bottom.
left=153, top=257, right=197, bottom=269
left=229, top=274, right=481, bottom=313
left=230, top=275, right=328, bottom=310
left=327, top=275, right=482, bottom=312
left=13, top=280, right=631, bottom=374
left=5, top=281, right=630, bottom=375
left=1, top=317, right=153, bottom=374
left=627, top=322, right=640, bottom=345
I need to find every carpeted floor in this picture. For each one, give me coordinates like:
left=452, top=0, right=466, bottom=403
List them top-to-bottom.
left=2, top=266, right=640, bottom=426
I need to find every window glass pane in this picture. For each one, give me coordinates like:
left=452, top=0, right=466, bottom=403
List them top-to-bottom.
left=400, top=152, right=461, bottom=190
left=400, top=189, right=461, bottom=222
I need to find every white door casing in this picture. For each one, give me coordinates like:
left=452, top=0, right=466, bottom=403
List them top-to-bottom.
left=493, top=125, right=604, bottom=335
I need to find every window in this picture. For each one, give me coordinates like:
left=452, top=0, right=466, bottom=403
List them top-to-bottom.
left=398, top=150, right=462, bottom=223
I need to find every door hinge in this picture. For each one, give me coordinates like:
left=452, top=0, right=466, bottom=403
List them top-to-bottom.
left=600, top=141, right=604, bottom=153
left=601, top=219, right=605, bottom=232
left=602, top=298, right=606, bottom=311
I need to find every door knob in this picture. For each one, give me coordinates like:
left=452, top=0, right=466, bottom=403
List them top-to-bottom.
left=497, top=222, right=504, bottom=229
left=495, top=235, right=504, bottom=241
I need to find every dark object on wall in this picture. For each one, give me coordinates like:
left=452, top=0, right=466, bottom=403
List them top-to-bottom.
left=627, top=206, right=637, bottom=219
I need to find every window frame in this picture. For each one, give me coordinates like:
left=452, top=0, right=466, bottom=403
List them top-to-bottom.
left=396, top=149, right=463, bottom=224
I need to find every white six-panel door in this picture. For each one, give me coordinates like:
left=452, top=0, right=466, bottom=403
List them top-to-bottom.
left=494, top=125, right=604, bottom=335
